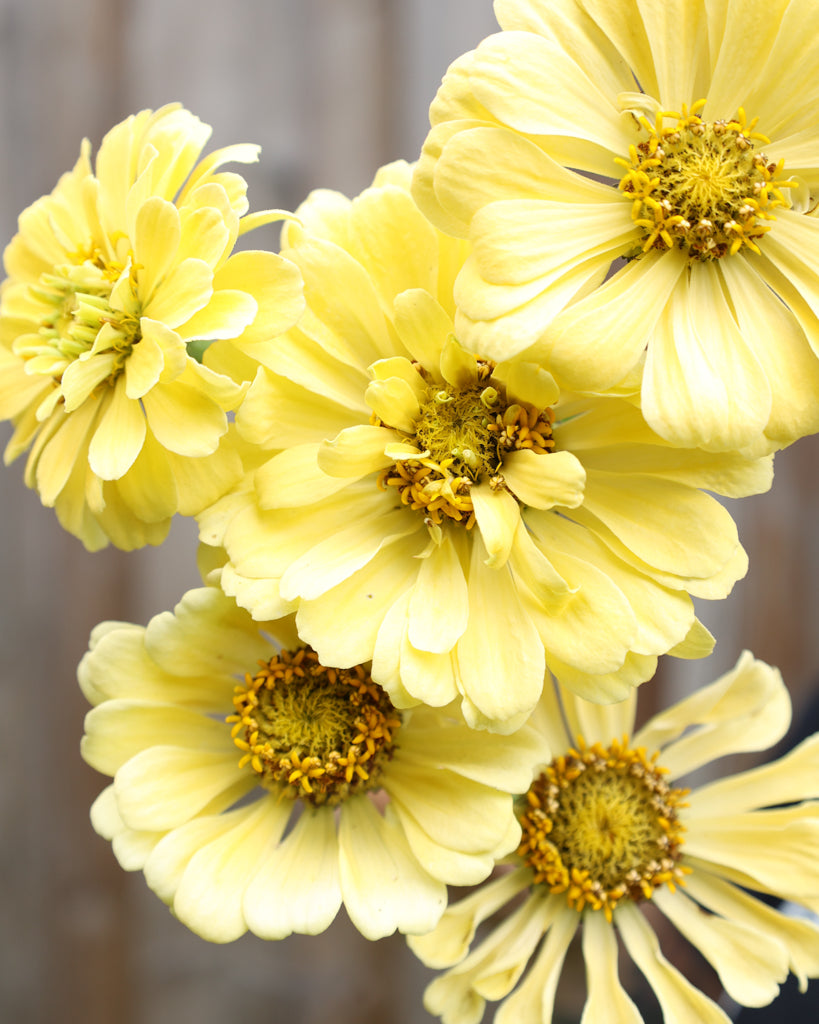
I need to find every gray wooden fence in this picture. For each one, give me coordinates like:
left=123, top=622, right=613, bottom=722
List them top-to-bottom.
left=1, top=2, right=817, bottom=1022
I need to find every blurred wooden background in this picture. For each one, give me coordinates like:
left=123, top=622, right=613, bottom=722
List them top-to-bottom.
left=1, top=2, right=818, bottom=1022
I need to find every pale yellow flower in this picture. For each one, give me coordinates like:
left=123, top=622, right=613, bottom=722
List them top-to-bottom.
left=413, top=0, right=819, bottom=452
left=0, top=104, right=303, bottom=549
left=200, top=162, right=771, bottom=731
left=79, top=585, right=538, bottom=942
left=410, top=653, right=819, bottom=1023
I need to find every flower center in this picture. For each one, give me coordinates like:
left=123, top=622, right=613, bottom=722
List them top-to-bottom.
left=617, top=100, right=795, bottom=260
left=16, top=249, right=142, bottom=385
left=377, top=359, right=555, bottom=529
left=227, top=647, right=402, bottom=806
left=517, top=738, right=688, bottom=920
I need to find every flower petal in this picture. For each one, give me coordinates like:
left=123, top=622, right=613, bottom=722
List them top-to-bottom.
left=408, top=533, right=469, bottom=654
left=338, top=798, right=446, bottom=939
left=243, top=807, right=342, bottom=939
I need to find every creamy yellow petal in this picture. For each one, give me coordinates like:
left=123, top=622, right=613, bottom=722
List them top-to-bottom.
left=468, top=32, right=632, bottom=154
left=345, top=183, right=441, bottom=310
left=133, top=197, right=181, bottom=303
left=470, top=198, right=635, bottom=287
left=284, top=236, right=392, bottom=370
left=545, top=248, right=685, bottom=391
left=209, top=250, right=304, bottom=346
left=720, top=252, right=819, bottom=446
left=142, top=257, right=213, bottom=328
left=643, top=266, right=772, bottom=450
left=177, top=288, right=257, bottom=342
left=393, top=288, right=454, bottom=374
left=125, top=331, right=165, bottom=400
left=502, top=361, right=559, bottom=409
left=236, top=366, right=361, bottom=448
left=87, top=376, right=146, bottom=480
left=142, top=378, right=226, bottom=456
left=34, top=397, right=100, bottom=505
left=317, top=424, right=396, bottom=478
left=114, top=428, right=178, bottom=522
left=255, top=444, right=352, bottom=509
left=502, top=449, right=585, bottom=511
left=580, top=469, right=740, bottom=579
left=471, top=482, right=520, bottom=568
left=279, top=506, right=419, bottom=602
left=522, top=522, right=637, bottom=673
left=295, top=531, right=424, bottom=668
left=408, top=533, right=469, bottom=653
left=455, top=539, right=545, bottom=726
left=143, top=585, right=273, bottom=680
left=545, top=650, right=656, bottom=704
left=634, top=652, right=789, bottom=777
left=82, top=699, right=230, bottom=775
left=395, top=712, right=541, bottom=793
left=690, top=734, right=819, bottom=816
left=114, top=747, right=246, bottom=831
left=386, top=762, right=514, bottom=856
left=171, top=798, right=285, bottom=943
left=338, top=798, right=446, bottom=939
left=685, top=806, right=819, bottom=896
left=243, top=807, right=342, bottom=939
left=409, top=869, right=532, bottom=969
left=684, top=871, right=819, bottom=991
left=652, top=885, right=788, bottom=1006
left=492, top=902, right=577, bottom=1024
left=616, top=902, right=732, bottom=1024
left=581, top=911, right=643, bottom=1024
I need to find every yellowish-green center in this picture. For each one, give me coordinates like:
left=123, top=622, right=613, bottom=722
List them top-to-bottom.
left=617, top=100, right=795, bottom=260
left=16, top=249, right=141, bottom=385
left=378, top=359, right=555, bottom=529
left=227, top=648, right=402, bottom=807
left=518, top=738, right=688, bottom=920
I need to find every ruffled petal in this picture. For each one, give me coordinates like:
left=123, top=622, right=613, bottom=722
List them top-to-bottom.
left=338, top=798, right=446, bottom=939
left=242, top=807, right=342, bottom=939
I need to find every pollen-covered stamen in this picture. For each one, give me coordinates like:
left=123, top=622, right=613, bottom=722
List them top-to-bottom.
left=617, top=100, right=796, bottom=261
left=14, top=248, right=142, bottom=386
left=376, top=358, right=555, bottom=528
left=226, top=647, right=401, bottom=807
left=517, top=737, right=689, bottom=921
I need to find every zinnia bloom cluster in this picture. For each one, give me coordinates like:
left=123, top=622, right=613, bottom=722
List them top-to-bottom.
left=413, top=0, right=819, bottom=452
left=0, top=3, right=813, bottom=1020
left=0, top=104, right=303, bottom=550
left=200, top=162, right=771, bottom=731
left=80, top=584, right=541, bottom=942
left=410, top=654, right=819, bottom=1023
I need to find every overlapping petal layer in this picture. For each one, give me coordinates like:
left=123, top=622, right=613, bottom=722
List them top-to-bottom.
left=413, top=0, right=819, bottom=451
left=0, top=104, right=304, bottom=549
left=202, top=163, right=771, bottom=729
left=79, top=585, right=539, bottom=943
left=410, top=653, right=819, bottom=1022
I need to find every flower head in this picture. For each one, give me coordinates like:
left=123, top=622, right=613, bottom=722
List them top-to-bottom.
left=413, top=0, right=819, bottom=451
left=0, top=104, right=303, bottom=549
left=201, top=162, right=771, bottom=730
left=79, top=585, right=538, bottom=942
left=410, top=653, right=819, bottom=1022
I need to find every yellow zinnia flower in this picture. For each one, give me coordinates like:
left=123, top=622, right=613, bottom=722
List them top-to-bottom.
left=413, top=0, right=819, bottom=452
left=0, top=104, right=303, bottom=550
left=200, top=161, right=771, bottom=731
left=79, top=585, right=539, bottom=942
left=410, top=653, right=819, bottom=1023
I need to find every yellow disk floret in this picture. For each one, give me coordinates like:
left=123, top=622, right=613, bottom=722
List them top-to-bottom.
left=617, top=100, right=796, bottom=260
left=376, top=358, right=555, bottom=528
left=227, top=648, right=402, bottom=806
left=517, top=737, right=689, bottom=921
